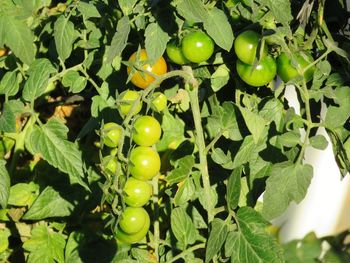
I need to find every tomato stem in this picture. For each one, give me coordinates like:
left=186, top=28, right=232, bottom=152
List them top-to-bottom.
left=151, top=175, right=160, bottom=259
left=167, top=243, right=206, bottom=263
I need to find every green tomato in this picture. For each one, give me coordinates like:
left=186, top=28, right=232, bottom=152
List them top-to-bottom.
left=234, top=30, right=268, bottom=65
left=181, top=31, right=214, bottom=63
left=166, top=40, right=189, bottom=65
left=277, top=52, right=315, bottom=83
left=236, top=56, right=277, bottom=87
left=119, top=90, right=143, bottom=116
left=151, top=92, right=167, bottom=112
left=132, top=116, right=162, bottom=146
left=102, top=122, right=123, bottom=148
left=129, top=146, right=161, bottom=181
left=102, top=155, right=119, bottom=175
left=124, top=177, right=152, bottom=207
left=119, top=207, right=149, bottom=234
left=116, top=208, right=150, bottom=244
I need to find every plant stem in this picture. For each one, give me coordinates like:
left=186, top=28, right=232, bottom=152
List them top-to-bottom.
left=187, top=83, right=214, bottom=223
left=151, top=175, right=160, bottom=259
left=168, top=243, right=206, bottom=263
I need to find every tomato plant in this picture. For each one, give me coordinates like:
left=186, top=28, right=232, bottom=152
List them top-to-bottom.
left=1, top=1, right=350, bottom=262
left=234, top=30, right=268, bottom=65
left=181, top=31, right=215, bottom=63
left=127, top=49, right=167, bottom=89
left=236, top=55, right=277, bottom=86
left=132, top=115, right=162, bottom=146
left=129, top=146, right=161, bottom=181
left=123, top=177, right=152, bottom=207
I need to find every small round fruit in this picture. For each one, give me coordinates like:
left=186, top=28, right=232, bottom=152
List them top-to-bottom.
left=234, top=30, right=268, bottom=65
left=181, top=31, right=214, bottom=63
left=166, top=40, right=189, bottom=65
left=0, top=48, right=8, bottom=57
left=127, top=49, right=167, bottom=89
left=277, top=52, right=315, bottom=83
left=236, top=56, right=277, bottom=87
left=119, top=90, right=143, bottom=116
left=151, top=92, right=167, bottom=112
left=132, top=116, right=161, bottom=146
left=102, top=122, right=123, bottom=148
left=129, top=146, right=161, bottom=181
left=102, top=155, right=119, bottom=175
left=124, top=177, right=152, bottom=207
left=119, top=207, right=149, bottom=234
left=116, top=209, right=150, bottom=244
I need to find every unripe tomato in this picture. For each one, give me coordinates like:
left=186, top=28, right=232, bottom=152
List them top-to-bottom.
left=234, top=30, right=268, bottom=65
left=181, top=31, right=214, bottom=63
left=166, top=40, right=189, bottom=65
left=127, top=49, right=167, bottom=89
left=276, top=52, right=315, bottom=83
left=236, top=56, right=277, bottom=87
left=118, top=90, right=143, bottom=116
left=151, top=92, right=167, bottom=112
left=132, top=116, right=161, bottom=146
left=102, top=122, right=123, bottom=148
left=129, top=146, right=161, bottom=181
left=124, top=177, right=152, bottom=207
left=119, top=207, right=150, bottom=234
left=116, top=208, right=150, bottom=244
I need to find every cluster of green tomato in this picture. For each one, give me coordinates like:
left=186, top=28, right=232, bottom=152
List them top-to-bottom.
left=165, top=29, right=315, bottom=86
left=101, top=114, right=162, bottom=244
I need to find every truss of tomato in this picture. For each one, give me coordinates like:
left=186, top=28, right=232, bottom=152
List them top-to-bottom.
left=234, top=30, right=268, bottom=65
left=181, top=31, right=214, bottom=63
left=166, top=40, right=189, bottom=65
left=127, top=49, right=167, bottom=89
left=277, top=52, right=315, bottom=83
left=236, top=55, right=277, bottom=87
left=132, top=116, right=162, bottom=147
left=129, top=146, right=161, bottom=181
left=123, top=177, right=152, bottom=207
left=116, top=208, right=150, bottom=244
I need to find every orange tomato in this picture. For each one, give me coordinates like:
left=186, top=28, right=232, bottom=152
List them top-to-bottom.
left=0, top=48, right=8, bottom=57
left=127, top=49, right=167, bottom=89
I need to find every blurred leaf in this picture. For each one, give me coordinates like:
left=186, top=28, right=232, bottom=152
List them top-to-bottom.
left=118, top=0, right=138, bottom=16
left=176, top=0, right=207, bottom=23
left=261, top=0, right=292, bottom=24
left=78, top=1, right=100, bottom=19
left=203, top=7, right=234, bottom=51
left=54, top=15, right=77, bottom=61
left=145, top=22, right=170, bottom=63
left=0, top=101, right=16, bottom=133
left=0, top=160, right=10, bottom=209
left=263, top=162, right=313, bottom=220
left=205, top=219, right=228, bottom=263
left=23, top=225, right=66, bottom=263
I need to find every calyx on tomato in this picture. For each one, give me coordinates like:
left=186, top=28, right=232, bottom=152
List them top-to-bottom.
left=127, top=49, right=167, bottom=89
left=102, top=122, right=123, bottom=148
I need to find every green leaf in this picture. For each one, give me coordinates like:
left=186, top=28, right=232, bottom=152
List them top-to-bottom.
left=118, top=0, right=138, bottom=15
left=175, top=0, right=207, bottom=23
left=261, top=0, right=292, bottom=24
left=77, top=1, right=100, bottom=19
left=203, top=7, right=234, bottom=51
left=54, top=15, right=77, bottom=61
left=1, top=16, right=36, bottom=65
left=107, top=16, right=130, bottom=63
left=145, top=22, right=170, bottom=63
left=22, top=58, right=57, bottom=102
left=211, top=64, right=230, bottom=92
left=62, top=70, right=87, bottom=93
left=0, top=71, right=20, bottom=96
left=325, top=86, right=350, bottom=128
left=259, top=98, right=284, bottom=132
left=0, top=101, right=16, bottom=133
left=207, top=102, right=242, bottom=141
left=240, top=107, right=269, bottom=144
left=25, top=119, right=88, bottom=189
left=275, top=131, right=301, bottom=148
left=309, top=134, right=328, bottom=150
left=233, top=135, right=266, bottom=168
left=211, top=148, right=235, bottom=169
left=166, top=156, right=195, bottom=185
left=0, top=160, right=10, bottom=209
left=262, top=162, right=313, bottom=220
left=227, top=167, right=242, bottom=210
left=174, top=177, right=196, bottom=206
left=8, top=182, right=39, bottom=207
left=198, top=185, right=218, bottom=212
left=23, top=186, right=75, bottom=220
left=171, top=207, right=198, bottom=248
left=225, top=207, right=284, bottom=263
left=205, top=219, right=228, bottom=263
left=23, top=225, right=66, bottom=263
left=0, top=228, right=11, bottom=253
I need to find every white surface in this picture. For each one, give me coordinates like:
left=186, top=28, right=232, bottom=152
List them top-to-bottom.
left=274, top=85, right=350, bottom=243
